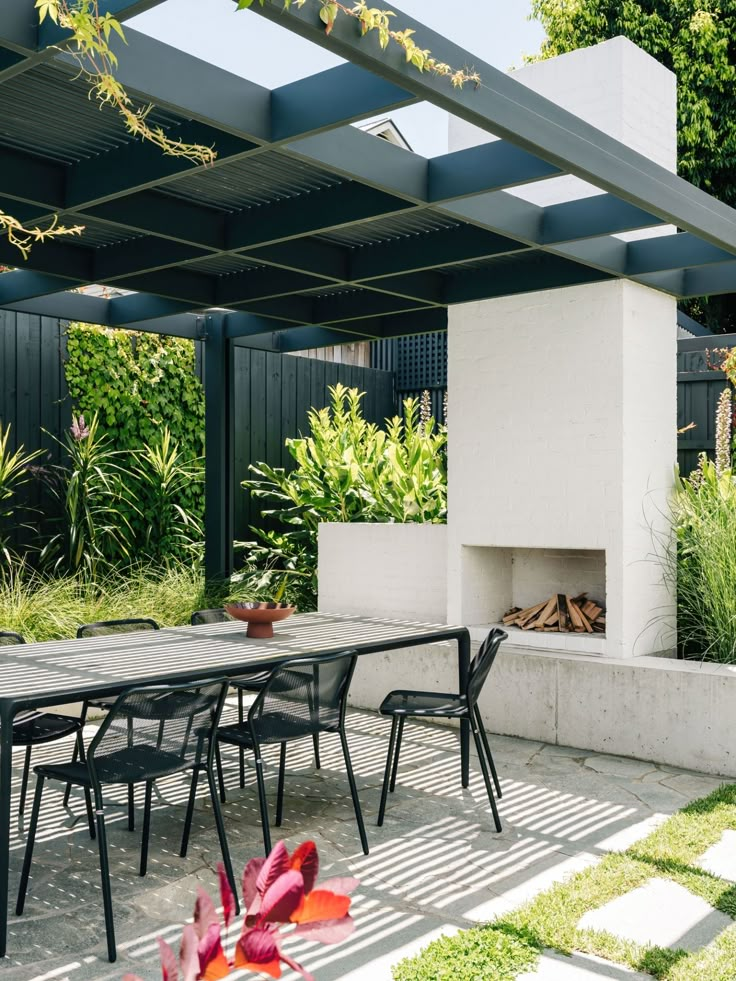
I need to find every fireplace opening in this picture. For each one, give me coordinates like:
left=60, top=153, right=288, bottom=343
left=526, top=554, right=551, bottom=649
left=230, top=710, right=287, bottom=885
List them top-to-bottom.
left=459, top=545, right=607, bottom=654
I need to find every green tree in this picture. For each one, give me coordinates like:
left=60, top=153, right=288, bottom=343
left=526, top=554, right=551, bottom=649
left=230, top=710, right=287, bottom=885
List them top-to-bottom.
left=530, top=0, right=736, bottom=332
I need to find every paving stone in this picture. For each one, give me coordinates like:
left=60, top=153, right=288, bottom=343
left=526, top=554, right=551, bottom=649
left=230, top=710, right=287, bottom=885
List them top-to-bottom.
left=536, top=744, right=588, bottom=760
left=584, top=756, right=659, bottom=779
left=660, top=773, right=726, bottom=798
left=607, top=781, right=690, bottom=814
left=697, top=830, right=736, bottom=882
left=578, top=877, right=732, bottom=951
left=517, top=949, right=652, bottom=979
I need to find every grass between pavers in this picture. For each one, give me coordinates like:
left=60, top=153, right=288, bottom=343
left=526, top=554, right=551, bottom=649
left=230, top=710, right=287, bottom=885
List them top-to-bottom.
left=392, top=784, right=736, bottom=980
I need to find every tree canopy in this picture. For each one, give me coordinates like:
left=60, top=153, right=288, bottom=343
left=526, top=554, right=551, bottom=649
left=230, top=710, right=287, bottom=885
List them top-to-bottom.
left=530, top=0, right=736, bottom=332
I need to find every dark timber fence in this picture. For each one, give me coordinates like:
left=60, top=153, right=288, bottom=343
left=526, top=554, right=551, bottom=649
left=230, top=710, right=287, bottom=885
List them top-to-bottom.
left=0, top=311, right=395, bottom=548
left=677, top=333, right=736, bottom=475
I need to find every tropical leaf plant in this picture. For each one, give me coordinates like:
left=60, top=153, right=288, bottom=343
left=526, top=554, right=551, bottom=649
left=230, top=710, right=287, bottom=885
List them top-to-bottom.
left=241, top=384, right=447, bottom=608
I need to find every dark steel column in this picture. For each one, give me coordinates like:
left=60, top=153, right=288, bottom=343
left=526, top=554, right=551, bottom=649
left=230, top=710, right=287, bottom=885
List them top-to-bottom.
left=203, top=314, right=234, bottom=581
left=0, top=701, right=15, bottom=957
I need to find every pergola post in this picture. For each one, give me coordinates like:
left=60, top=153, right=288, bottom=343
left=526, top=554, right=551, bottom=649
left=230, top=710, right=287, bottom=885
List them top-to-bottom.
left=203, top=313, right=234, bottom=581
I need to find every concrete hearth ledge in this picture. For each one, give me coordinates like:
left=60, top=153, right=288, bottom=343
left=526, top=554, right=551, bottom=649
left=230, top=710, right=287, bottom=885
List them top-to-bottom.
left=347, top=643, right=736, bottom=779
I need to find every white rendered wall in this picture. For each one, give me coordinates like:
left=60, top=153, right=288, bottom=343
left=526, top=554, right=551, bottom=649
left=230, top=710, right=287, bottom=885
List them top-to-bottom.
left=318, top=523, right=447, bottom=623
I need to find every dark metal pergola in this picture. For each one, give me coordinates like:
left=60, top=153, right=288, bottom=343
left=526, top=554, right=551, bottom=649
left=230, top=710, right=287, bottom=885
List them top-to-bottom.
left=2, top=0, right=736, bottom=576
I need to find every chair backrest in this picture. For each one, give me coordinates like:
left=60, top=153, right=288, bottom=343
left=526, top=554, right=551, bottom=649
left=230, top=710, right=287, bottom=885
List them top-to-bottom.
left=191, top=609, right=231, bottom=626
left=76, top=618, right=159, bottom=639
left=466, top=628, right=507, bottom=706
left=0, top=631, right=24, bottom=646
left=248, top=650, right=358, bottom=745
left=88, top=678, right=228, bottom=783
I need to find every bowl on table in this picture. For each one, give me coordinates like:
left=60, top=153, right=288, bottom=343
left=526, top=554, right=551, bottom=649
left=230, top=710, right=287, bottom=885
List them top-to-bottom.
left=223, top=602, right=296, bottom=639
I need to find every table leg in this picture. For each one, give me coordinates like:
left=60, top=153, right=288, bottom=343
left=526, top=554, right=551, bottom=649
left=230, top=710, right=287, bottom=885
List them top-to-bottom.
left=458, top=633, right=470, bottom=788
left=0, top=703, right=14, bottom=957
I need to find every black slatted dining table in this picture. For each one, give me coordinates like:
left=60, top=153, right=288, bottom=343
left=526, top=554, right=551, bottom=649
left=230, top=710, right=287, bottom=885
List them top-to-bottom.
left=0, top=611, right=470, bottom=957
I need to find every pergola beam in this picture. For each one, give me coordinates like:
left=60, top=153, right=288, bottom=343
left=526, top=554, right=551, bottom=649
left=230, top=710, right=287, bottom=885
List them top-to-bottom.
left=250, top=0, right=736, bottom=256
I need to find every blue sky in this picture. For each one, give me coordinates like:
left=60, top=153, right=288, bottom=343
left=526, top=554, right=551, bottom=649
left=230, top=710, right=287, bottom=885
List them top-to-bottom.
left=130, top=0, right=546, bottom=156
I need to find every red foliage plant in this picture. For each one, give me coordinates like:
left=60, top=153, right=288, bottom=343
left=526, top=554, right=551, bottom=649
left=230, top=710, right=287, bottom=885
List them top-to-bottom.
left=122, top=841, right=357, bottom=981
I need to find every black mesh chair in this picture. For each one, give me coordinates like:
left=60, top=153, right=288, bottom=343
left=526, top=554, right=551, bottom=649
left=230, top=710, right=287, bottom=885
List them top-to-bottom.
left=191, top=609, right=321, bottom=783
left=65, top=618, right=160, bottom=826
left=377, top=628, right=507, bottom=834
left=0, top=631, right=91, bottom=825
left=216, top=650, right=368, bottom=856
left=17, top=677, right=236, bottom=964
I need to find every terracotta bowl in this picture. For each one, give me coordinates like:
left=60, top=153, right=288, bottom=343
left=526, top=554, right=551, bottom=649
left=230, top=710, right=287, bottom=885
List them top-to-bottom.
left=224, top=602, right=296, bottom=639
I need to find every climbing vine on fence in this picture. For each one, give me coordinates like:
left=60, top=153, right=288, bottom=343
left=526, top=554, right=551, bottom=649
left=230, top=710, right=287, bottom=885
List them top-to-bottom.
left=64, top=324, right=205, bottom=544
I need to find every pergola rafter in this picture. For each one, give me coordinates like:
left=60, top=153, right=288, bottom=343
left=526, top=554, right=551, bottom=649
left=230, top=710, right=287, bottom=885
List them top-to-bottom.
left=1, top=0, right=736, bottom=584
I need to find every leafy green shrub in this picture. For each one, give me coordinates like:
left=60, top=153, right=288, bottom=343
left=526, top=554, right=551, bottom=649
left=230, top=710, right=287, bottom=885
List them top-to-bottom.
left=64, top=324, right=205, bottom=549
left=241, top=384, right=447, bottom=608
left=673, top=457, right=736, bottom=662
left=392, top=925, right=539, bottom=981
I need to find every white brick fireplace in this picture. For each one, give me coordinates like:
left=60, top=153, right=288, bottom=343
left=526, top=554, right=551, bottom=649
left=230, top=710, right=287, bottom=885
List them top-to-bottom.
left=444, top=35, right=678, bottom=659
left=446, top=277, right=676, bottom=657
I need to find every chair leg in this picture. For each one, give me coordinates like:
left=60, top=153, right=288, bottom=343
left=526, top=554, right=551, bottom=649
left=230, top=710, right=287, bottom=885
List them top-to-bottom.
left=307, top=672, right=321, bottom=769
left=238, top=689, right=245, bottom=789
left=63, top=701, right=88, bottom=808
left=474, top=705, right=502, bottom=799
left=126, top=716, right=135, bottom=831
left=377, top=717, right=399, bottom=828
left=389, top=717, right=405, bottom=793
left=470, top=722, right=502, bottom=833
left=340, top=729, right=369, bottom=855
left=75, top=731, right=96, bottom=840
left=215, top=740, right=227, bottom=804
left=275, top=743, right=286, bottom=828
left=18, top=746, right=32, bottom=815
left=253, top=749, right=272, bottom=856
left=180, top=768, right=199, bottom=858
left=207, top=769, right=240, bottom=916
left=16, top=775, right=44, bottom=915
left=139, top=781, right=153, bottom=877
left=83, top=785, right=96, bottom=840
left=127, top=785, right=135, bottom=832
left=94, top=792, right=117, bottom=962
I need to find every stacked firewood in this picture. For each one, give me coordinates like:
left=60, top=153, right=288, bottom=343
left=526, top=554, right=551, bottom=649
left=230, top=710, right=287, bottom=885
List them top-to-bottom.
left=502, top=594, right=605, bottom=634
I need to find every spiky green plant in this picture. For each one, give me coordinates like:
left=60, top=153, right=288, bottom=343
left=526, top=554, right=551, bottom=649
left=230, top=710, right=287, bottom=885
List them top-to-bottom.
left=40, top=413, right=134, bottom=576
left=0, top=423, right=42, bottom=561
left=133, top=426, right=203, bottom=566
left=673, top=456, right=736, bottom=662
